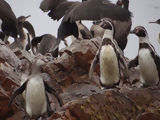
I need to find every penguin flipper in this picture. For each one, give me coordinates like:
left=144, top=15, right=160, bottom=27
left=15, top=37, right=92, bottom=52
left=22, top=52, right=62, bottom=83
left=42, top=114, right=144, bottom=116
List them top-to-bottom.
left=80, top=29, right=92, bottom=39
left=89, top=50, right=100, bottom=80
left=118, top=52, right=129, bottom=79
left=128, top=56, right=138, bottom=69
left=8, top=80, right=28, bottom=107
left=44, top=81, right=64, bottom=106
left=45, top=93, right=54, bottom=116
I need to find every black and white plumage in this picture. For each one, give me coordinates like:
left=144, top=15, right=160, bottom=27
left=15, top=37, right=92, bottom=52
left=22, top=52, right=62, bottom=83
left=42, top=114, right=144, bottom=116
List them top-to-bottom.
left=0, top=0, right=18, bottom=40
left=40, top=0, right=132, bottom=52
left=90, top=0, right=132, bottom=51
left=9, top=15, right=35, bottom=50
left=89, top=19, right=128, bottom=88
left=129, top=26, right=160, bottom=87
left=31, top=34, right=59, bottom=57
left=8, top=59, right=63, bottom=120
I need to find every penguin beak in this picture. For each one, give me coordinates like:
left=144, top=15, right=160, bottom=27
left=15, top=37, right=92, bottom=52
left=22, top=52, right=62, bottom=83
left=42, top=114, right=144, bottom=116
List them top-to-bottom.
left=25, top=15, right=31, bottom=20
left=93, top=20, right=101, bottom=25
left=130, top=30, right=135, bottom=34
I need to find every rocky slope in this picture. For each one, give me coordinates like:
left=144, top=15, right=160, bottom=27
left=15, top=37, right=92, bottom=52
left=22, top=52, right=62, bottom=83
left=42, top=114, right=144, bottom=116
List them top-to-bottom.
left=0, top=39, right=160, bottom=120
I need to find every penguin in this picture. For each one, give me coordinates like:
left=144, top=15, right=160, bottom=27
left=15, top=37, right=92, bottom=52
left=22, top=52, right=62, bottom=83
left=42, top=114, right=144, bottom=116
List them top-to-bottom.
left=89, top=18, right=128, bottom=88
left=129, top=26, right=160, bottom=87
left=31, top=34, right=59, bottom=57
left=8, top=58, right=63, bottom=120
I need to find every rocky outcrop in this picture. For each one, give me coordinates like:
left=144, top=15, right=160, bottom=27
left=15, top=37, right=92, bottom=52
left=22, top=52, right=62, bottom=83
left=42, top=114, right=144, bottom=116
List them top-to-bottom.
left=0, top=39, right=160, bottom=120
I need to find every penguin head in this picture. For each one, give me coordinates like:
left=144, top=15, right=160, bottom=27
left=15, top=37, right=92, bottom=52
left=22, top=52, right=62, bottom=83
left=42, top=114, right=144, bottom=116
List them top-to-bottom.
left=116, top=0, right=129, bottom=9
left=17, top=15, right=31, bottom=23
left=99, top=18, right=115, bottom=37
left=90, top=24, right=105, bottom=38
left=130, top=26, right=148, bottom=38
left=31, top=58, right=46, bottom=74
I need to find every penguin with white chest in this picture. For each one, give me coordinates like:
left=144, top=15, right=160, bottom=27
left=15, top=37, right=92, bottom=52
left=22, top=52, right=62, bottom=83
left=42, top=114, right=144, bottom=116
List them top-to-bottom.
left=89, top=18, right=128, bottom=88
left=129, top=26, right=160, bottom=87
left=8, top=58, right=63, bottom=120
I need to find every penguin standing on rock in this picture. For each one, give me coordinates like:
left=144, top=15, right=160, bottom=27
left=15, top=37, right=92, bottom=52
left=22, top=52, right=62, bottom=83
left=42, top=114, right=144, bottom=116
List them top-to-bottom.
left=89, top=18, right=128, bottom=88
left=129, top=26, right=160, bottom=87
left=8, top=58, right=63, bottom=120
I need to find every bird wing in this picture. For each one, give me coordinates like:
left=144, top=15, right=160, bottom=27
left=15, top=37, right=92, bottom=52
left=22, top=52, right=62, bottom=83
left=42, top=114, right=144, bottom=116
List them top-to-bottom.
left=0, top=0, right=17, bottom=22
left=40, top=0, right=67, bottom=12
left=63, top=0, right=132, bottom=22
left=48, top=1, right=80, bottom=21
left=89, top=49, right=100, bottom=80
left=151, top=49, right=160, bottom=83
left=128, top=56, right=139, bottom=69
left=8, top=80, right=28, bottom=107
left=44, top=80, right=64, bottom=106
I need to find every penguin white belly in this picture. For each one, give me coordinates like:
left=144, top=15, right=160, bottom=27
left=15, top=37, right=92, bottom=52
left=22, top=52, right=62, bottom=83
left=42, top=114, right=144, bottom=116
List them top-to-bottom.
left=100, top=45, right=119, bottom=86
left=139, top=49, right=159, bottom=86
left=21, top=74, right=29, bottom=100
left=25, top=76, right=47, bottom=118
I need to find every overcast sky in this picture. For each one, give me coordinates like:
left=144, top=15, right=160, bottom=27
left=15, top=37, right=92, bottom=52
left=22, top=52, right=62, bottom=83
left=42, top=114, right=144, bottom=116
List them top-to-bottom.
left=5, top=0, right=160, bottom=59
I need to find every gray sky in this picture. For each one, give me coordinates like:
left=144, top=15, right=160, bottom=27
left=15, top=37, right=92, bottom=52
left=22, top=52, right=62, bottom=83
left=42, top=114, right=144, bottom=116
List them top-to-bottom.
left=5, top=0, right=160, bottom=59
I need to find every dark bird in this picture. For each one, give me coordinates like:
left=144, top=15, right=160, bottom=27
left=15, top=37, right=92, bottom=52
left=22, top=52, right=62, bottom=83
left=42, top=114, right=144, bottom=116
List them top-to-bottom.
left=0, top=0, right=18, bottom=43
left=40, top=0, right=132, bottom=52
left=90, top=0, right=132, bottom=51
left=10, top=15, right=35, bottom=50
left=89, top=18, right=128, bottom=88
left=71, top=21, right=93, bottom=42
left=129, top=26, right=160, bottom=87
left=31, top=34, right=59, bottom=57
left=8, top=58, right=63, bottom=120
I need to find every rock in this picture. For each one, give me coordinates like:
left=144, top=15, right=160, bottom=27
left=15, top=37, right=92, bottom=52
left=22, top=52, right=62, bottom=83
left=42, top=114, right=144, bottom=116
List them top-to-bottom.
left=43, top=39, right=102, bottom=91
left=0, top=40, right=21, bottom=68
left=49, top=88, right=160, bottom=120
left=137, top=112, right=160, bottom=120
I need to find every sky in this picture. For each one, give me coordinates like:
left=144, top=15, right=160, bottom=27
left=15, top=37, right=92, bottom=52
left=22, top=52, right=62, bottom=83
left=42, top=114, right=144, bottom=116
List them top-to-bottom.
left=4, top=0, right=160, bottom=59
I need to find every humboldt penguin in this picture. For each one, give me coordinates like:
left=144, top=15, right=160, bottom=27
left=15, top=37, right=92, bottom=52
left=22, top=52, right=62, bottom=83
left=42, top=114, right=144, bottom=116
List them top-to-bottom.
left=0, top=0, right=18, bottom=43
left=40, top=0, right=132, bottom=52
left=90, top=0, right=132, bottom=51
left=10, top=15, right=35, bottom=50
left=89, top=18, right=128, bottom=88
left=129, top=26, right=160, bottom=87
left=31, top=34, right=59, bottom=57
left=8, top=58, right=63, bottom=119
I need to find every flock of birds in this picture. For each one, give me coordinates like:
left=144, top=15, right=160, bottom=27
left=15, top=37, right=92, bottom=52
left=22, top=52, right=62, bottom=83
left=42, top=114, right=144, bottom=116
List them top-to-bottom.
left=0, top=0, right=160, bottom=119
